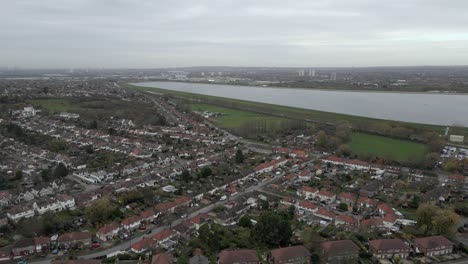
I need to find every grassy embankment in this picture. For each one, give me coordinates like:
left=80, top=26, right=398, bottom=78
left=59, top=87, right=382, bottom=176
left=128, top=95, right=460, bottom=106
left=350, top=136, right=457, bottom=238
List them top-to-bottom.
left=190, top=103, right=286, bottom=129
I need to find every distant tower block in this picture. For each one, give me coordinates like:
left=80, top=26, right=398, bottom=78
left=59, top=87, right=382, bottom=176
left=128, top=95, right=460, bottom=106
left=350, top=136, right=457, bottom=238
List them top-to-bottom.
left=309, top=68, right=316, bottom=77
left=331, top=72, right=337, bottom=81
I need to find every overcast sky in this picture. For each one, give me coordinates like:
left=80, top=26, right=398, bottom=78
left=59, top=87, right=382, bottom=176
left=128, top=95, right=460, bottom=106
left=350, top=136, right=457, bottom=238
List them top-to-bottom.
left=2, top=0, right=468, bottom=68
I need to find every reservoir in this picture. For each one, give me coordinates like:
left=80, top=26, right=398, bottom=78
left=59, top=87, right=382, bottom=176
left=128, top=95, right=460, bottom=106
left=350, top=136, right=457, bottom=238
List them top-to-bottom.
left=133, top=82, right=468, bottom=127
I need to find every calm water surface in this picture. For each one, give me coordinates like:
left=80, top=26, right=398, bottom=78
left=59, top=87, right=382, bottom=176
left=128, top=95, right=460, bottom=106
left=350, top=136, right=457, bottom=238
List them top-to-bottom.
left=134, top=82, right=468, bottom=127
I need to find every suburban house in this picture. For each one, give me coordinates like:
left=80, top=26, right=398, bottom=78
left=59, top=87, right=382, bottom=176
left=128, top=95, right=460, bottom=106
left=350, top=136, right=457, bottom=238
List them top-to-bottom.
left=254, top=158, right=288, bottom=174
left=297, top=186, right=318, bottom=200
left=316, top=190, right=336, bottom=204
left=0, top=191, right=12, bottom=207
left=337, top=192, right=356, bottom=208
left=57, top=194, right=76, bottom=210
left=280, top=196, right=297, bottom=208
left=357, top=197, right=378, bottom=209
left=34, top=199, right=62, bottom=215
left=296, top=200, right=318, bottom=214
left=7, top=204, right=35, bottom=222
left=314, top=207, right=336, bottom=221
left=140, top=208, right=156, bottom=223
left=189, top=213, right=210, bottom=230
left=121, top=215, right=142, bottom=231
left=335, top=215, right=358, bottom=230
left=360, top=217, right=385, bottom=231
left=96, top=222, right=121, bottom=241
left=154, top=229, right=177, bottom=244
left=57, top=232, right=92, bottom=248
left=414, top=236, right=454, bottom=257
left=34, top=237, right=50, bottom=254
left=131, top=237, right=155, bottom=253
left=11, top=238, right=35, bottom=257
left=369, top=239, right=409, bottom=259
left=321, top=240, right=360, bottom=263
left=267, top=245, right=311, bottom=264
left=218, top=249, right=260, bottom=264
left=190, top=252, right=209, bottom=264
left=152, top=253, right=174, bottom=264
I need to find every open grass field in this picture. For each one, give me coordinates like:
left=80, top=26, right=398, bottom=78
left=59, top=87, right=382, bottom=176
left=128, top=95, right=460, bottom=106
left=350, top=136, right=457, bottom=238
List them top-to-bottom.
left=26, top=98, right=81, bottom=113
left=190, top=103, right=285, bottom=129
left=350, top=132, right=428, bottom=162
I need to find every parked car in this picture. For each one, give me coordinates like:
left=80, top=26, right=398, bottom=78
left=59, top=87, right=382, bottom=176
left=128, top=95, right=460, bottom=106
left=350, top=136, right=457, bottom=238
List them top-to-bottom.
left=90, top=242, right=100, bottom=249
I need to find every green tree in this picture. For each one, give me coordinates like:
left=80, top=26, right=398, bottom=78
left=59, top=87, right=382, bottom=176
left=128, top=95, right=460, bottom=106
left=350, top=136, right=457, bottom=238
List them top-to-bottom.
left=316, top=130, right=328, bottom=149
left=47, top=139, right=66, bottom=152
left=337, top=144, right=352, bottom=157
left=235, top=149, right=244, bottom=164
left=423, top=152, right=439, bottom=169
left=53, top=162, right=68, bottom=178
left=199, top=166, right=212, bottom=178
left=14, top=169, right=23, bottom=181
left=181, top=170, right=191, bottom=183
left=85, top=198, right=121, bottom=226
left=338, top=202, right=349, bottom=211
left=416, top=203, right=461, bottom=235
left=433, top=209, right=461, bottom=235
left=254, top=210, right=292, bottom=247
left=239, top=215, right=252, bottom=228
left=302, top=227, right=322, bottom=258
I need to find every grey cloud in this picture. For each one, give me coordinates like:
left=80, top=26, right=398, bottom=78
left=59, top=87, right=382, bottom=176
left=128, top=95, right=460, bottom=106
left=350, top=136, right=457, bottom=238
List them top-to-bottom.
left=1, top=0, right=468, bottom=68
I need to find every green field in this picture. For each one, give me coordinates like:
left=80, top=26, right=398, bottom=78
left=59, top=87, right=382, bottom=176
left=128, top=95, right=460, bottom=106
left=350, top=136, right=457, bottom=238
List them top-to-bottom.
left=27, top=98, right=81, bottom=113
left=190, top=103, right=285, bottom=129
left=350, top=132, right=428, bottom=162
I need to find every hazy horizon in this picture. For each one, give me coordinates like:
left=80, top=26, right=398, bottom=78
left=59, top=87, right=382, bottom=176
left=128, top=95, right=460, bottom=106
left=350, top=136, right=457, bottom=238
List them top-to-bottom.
left=2, top=0, right=468, bottom=68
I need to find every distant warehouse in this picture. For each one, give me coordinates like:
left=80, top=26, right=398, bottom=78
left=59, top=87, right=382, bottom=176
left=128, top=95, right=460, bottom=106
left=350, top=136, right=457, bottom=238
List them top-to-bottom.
left=449, top=135, right=465, bottom=143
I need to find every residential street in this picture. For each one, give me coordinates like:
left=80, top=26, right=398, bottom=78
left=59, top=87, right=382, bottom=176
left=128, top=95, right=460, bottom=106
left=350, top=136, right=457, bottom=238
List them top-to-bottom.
left=30, top=171, right=279, bottom=264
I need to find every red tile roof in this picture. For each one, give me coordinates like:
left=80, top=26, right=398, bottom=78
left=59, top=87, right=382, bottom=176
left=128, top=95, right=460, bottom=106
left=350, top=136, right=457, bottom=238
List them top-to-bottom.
left=254, top=158, right=287, bottom=172
left=284, top=173, right=297, bottom=180
left=301, top=186, right=318, bottom=194
left=317, top=190, right=334, bottom=198
left=338, top=192, right=355, bottom=202
left=299, top=200, right=317, bottom=210
left=377, top=203, right=393, bottom=215
left=316, top=207, right=335, bottom=219
left=140, top=208, right=156, bottom=219
left=190, top=213, right=209, bottom=225
left=383, top=213, right=400, bottom=224
left=335, top=214, right=357, bottom=225
left=122, top=215, right=142, bottom=226
left=361, top=217, right=384, bottom=227
left=98, top=222, right=120, bottom=234
left=153, top=229, right=175, bottom=241
left=58, top=232, right=91, bottom=242
left=414, top=236, right=454, bottom=251
left=131, top=237, right=155, bottom=252
left=369, top=239, right=409, bottom=252
left=321, top=240, right=359, bottom=257
left=270, top=245, right=311, bottom=261
left=218, top=249, right=259, bottom=264
left=152, top=253, right=174, bottom=264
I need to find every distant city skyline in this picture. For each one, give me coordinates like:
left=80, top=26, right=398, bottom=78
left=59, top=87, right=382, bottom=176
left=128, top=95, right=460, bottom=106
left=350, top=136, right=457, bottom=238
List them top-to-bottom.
left=2, top=0, right=468, bottom=68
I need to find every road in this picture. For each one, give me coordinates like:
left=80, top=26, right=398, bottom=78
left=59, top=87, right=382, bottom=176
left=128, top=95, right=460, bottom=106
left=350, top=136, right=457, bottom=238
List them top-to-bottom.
left=30, top=170, right=279, bottom=264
